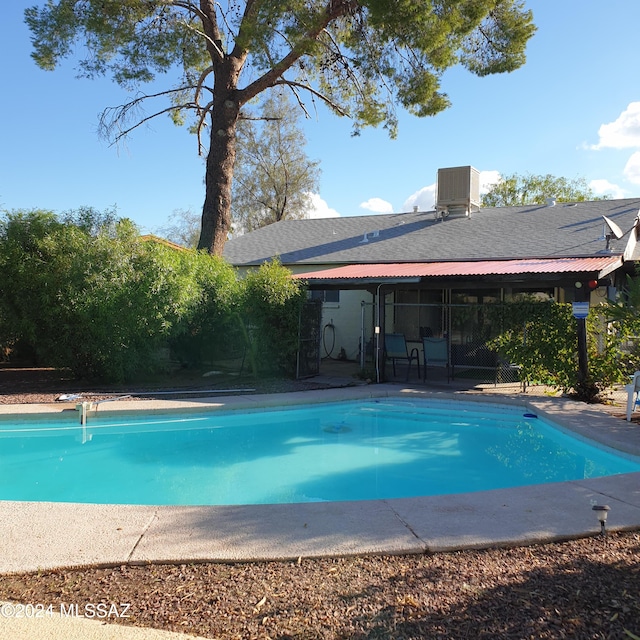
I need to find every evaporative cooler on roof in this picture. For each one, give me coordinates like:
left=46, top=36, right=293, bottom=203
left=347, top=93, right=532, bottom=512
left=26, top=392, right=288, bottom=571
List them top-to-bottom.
left=436, top=166, right=481, bottom=218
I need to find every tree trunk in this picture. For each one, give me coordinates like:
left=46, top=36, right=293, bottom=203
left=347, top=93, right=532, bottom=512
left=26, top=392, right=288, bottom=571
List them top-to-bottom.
left=197, top=59, right=242, bottom=256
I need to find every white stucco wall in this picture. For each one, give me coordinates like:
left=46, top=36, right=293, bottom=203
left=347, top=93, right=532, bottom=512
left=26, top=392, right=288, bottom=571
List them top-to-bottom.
left=280, top=264, right=375, bottom=363
left=317, top=289, right=375, bottom=361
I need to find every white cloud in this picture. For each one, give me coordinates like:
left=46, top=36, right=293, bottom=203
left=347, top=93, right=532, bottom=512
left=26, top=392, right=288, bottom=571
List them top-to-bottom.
left=591, top=102, right=640, bottom=150
left=587, top=103, right=640, bottom=191
left=623, top=151, right=640, bottom=185
left=479, top=170, right=501, bottom=194
left=589, top=178, right=626, bottom=198
left=403, top=185, right=436, bottom=211
left=306, top=193, right=340, bottom=218
left=359, top=197, right=394, bottom=214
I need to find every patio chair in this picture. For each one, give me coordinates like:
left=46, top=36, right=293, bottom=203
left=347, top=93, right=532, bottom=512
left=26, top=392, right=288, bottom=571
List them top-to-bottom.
left=384, top=333, right=420, bottom=381
left=422, top=337, right=449, bottom=381
left=625, top=371, right=640, bottom=421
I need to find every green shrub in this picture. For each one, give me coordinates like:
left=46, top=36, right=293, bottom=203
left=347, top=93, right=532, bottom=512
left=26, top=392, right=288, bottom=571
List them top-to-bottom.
left=0, top=209, right=71, bottom=364
left=0, top=210, right=307, bottom=383
left=0, top=211, right=232, bottom=381
left=168, top=250, right=241, bottom=368
left=238, top=259, right=307, bottom=376
left=597, top=274, right=640, bottom=375
left=487, top=297, right=633, bottom=399
left=487, top=300, right=577, bottom=390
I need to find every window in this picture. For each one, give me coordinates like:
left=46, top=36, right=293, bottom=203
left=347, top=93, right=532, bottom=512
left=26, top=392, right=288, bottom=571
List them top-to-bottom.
left=310, top=289, right=340, bottom=303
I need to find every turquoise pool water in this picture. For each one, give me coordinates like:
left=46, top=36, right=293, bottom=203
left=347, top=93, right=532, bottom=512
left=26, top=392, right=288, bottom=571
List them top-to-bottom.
left=1, top=398, right=638, bottom=506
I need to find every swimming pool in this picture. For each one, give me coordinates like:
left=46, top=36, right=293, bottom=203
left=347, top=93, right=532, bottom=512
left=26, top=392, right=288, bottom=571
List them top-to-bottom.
left=1, top=397, right=639, bottom=506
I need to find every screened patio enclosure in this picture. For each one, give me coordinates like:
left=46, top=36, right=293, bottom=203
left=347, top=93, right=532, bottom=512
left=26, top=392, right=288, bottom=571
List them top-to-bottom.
left=295, top=256, right=626, bottom=384
left=358, top=295, right=529, bottom=385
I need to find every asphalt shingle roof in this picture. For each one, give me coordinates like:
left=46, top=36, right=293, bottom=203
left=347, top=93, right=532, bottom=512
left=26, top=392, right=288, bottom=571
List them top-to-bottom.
left=223, top=198, right=640, bottom=266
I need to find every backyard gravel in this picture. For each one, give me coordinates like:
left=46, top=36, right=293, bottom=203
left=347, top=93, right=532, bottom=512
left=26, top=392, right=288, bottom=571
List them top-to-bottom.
left=0, top=365, right=639, bottom=639
left=0, top=534, right=639, bottom=639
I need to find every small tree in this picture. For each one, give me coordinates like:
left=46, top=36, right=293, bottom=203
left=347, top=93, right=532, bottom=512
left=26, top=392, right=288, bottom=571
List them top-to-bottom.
left=233, top=93, right=320, bottom=232
left=482, top=173, right=609, bottom=207
left=158, top=208, right=201, bottom=249
left=487, top=297, right=629, bottom=400
left=487, top=299, right=577, bottom=390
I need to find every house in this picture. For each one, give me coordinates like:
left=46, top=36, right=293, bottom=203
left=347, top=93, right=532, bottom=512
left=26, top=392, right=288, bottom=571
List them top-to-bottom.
left=224, top=166, right=640, bottom=379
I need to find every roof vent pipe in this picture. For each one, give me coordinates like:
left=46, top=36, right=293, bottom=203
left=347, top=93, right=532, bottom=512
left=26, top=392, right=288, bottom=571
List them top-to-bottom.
left=546, top=197, right=556, bottom=207
left=413, top=205, right=418, bottom=212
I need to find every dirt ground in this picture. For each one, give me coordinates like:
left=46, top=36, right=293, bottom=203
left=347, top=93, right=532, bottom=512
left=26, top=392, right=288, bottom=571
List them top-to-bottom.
left=0, top=366, right=639, bottom=639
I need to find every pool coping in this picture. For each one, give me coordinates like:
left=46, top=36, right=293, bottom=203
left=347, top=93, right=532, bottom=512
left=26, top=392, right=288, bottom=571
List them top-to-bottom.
left=1, top=384, right=640, bottom=575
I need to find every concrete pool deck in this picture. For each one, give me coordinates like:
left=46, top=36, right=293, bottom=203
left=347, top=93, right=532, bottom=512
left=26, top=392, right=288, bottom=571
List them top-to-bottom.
left=1, top=384, right=640, bottom=577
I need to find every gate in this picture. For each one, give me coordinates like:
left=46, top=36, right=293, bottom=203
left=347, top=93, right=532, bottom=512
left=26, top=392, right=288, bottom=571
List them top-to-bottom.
left=296, top=299, right=322, bottom=378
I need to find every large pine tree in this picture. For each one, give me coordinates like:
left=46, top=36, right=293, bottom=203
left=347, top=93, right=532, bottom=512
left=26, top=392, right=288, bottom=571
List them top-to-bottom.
left=26, top=0, right=535, bottom=255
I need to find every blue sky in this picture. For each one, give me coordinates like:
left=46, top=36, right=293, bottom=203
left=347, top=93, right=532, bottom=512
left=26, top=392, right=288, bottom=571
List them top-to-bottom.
left=2, top=2, right=640, bottom=234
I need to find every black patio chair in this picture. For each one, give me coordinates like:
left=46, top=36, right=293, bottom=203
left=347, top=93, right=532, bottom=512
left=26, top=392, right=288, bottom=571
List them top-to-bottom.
left=385, top=333, right=420, bottom=381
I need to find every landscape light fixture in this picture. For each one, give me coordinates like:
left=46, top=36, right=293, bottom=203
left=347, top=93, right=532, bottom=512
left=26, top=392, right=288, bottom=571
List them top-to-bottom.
left=592, top=504, right=610, bottom=536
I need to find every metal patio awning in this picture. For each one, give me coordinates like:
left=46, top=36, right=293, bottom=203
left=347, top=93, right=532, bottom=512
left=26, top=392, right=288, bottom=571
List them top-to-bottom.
left=292, top=256, right=623, bottom=285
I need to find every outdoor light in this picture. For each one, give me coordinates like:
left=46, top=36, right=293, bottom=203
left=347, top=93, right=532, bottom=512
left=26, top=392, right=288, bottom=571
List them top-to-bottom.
left=592, top=504, right=610, bottom=536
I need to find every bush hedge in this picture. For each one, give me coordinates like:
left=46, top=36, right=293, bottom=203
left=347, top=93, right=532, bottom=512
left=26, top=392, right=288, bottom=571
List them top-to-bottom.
left=0, top=209, right=306, bottom=382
